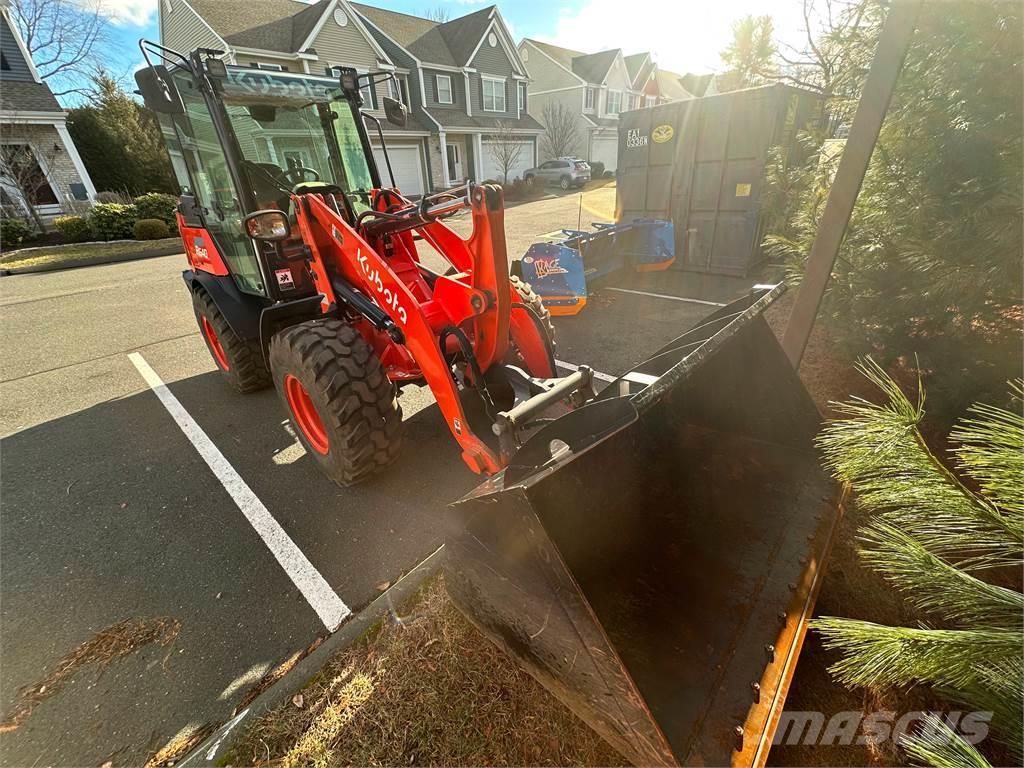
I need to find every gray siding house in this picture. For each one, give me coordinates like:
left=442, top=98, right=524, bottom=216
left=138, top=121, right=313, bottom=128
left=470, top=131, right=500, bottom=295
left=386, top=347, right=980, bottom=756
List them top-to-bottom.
left=0, top=0, right=96, bottom=226
left=160, top=0, right=434, bottom=195
left=354, top=4, right=542, bottom=187
left=518, top=40, right=638, bottom=173
left=519, top=41, right=694, bottom=173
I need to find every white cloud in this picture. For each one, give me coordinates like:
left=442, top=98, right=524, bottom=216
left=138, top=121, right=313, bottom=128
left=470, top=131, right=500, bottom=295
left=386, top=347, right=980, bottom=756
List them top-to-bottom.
left=93, top=0, right=158, bottom=28
left=535, top=0, right=808, bottom=75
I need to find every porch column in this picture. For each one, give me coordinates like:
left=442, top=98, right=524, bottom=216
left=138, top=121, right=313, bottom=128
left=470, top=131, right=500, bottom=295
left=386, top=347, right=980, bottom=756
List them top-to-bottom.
left=54, top=122, right=97, bottom=201
left=438, top=131, right=450, bottom=187
left=473, top=133, right=484, bottom=182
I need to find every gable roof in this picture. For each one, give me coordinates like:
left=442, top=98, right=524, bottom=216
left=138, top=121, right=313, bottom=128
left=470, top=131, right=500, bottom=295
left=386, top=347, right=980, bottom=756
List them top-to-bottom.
left=187, top=0, right=329, bottom=52
left=353, top=3, right=511, bottom=70
left=523, top=39, right=586, bottom=72
left=521, top=40, right=620, bottom=85
left=571, top=48, right=619, bottom=84
left=624, top=53, right=647, bottom=80
left=656, top=68, right=696, bottom=100
left=0, top=80, right=62, bottom=112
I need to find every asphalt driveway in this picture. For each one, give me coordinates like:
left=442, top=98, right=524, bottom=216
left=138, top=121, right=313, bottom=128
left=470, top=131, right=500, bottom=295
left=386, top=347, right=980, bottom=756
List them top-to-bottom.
left=0, top=191, right=746, bottom=766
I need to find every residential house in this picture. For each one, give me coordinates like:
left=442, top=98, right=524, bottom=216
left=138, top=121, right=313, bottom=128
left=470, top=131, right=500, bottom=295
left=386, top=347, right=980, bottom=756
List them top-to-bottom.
left=0, top=0, right=96, bottom=226
left=160, top=0, right=436, bottom=195
left=353, top=3, right=542, bottom=187
left=518, top=40, right=641, bottom=173
left=625, top=54, right=696, bottom=105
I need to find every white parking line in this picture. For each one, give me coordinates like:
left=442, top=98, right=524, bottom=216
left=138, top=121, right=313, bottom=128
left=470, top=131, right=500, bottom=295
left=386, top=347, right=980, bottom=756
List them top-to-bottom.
left=604, top=286, right=727, bottom=307
left=128, top=353, right=350, bottom=632
left=555, top=358, right=615, bottom=383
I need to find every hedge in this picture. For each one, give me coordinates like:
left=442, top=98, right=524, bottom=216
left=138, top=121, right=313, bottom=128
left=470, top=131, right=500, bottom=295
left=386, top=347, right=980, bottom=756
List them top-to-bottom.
left=133, top=193, right=178, bottom=226
left=91, top=203, right=138, bottom=240
left=54, top=215, right=94, bottom=242
left=1, top=218, right=31, bottom=248
left=133, top=218, right=171, bottom=240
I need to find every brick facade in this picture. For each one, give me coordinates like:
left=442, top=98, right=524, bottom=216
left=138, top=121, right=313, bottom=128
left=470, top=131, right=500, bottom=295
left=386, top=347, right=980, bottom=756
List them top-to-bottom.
left=3, top=122, right=91, bottom=222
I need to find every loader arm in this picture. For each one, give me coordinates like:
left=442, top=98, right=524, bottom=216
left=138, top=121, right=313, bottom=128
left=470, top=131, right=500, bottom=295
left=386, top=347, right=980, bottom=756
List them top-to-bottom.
left=294, top=192, right=505, bottom=475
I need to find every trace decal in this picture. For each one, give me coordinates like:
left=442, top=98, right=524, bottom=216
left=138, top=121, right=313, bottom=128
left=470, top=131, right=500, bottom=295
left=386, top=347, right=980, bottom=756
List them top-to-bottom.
left=652, top=124, right=674, bottom=143
left=626, top=128, right=648, bottom=148
left=193, top=236, right=209, bottom=260
left=356, top=248, right=408, bottom=324
left=533, top=258, right=569, bottom=278
left=275, top=268, right=295, bottom=289
left=453, top=418, right=462, bottom=435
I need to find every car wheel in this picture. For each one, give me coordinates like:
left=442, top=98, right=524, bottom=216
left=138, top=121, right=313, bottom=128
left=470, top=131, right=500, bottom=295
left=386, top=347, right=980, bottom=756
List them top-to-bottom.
left=559, top=175, right=571, bottom=191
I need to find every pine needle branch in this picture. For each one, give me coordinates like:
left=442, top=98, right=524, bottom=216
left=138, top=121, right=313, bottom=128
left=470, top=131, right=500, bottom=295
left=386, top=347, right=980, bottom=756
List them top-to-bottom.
left=818, top=358, right=1023, bottom=571
left=950, top=380, right=1024, bottom=518
left=858, top=522, right=1024, bottom=630
left=812, top=619, right=1020, bottom=695
left=901, top=714, right=992, bottom=768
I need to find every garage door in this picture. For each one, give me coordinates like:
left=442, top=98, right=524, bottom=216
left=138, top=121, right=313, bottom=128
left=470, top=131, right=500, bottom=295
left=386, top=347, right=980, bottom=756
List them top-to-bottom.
left=590, top=135, right=619, bottom=172
left=481, top=140, right=535, bottom=183
left=372, top=143, right=424, bottom=197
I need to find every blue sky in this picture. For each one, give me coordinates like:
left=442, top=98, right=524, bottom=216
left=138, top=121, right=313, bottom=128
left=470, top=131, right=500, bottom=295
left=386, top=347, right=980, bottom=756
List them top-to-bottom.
left=90, top=0, right=809, bottom=104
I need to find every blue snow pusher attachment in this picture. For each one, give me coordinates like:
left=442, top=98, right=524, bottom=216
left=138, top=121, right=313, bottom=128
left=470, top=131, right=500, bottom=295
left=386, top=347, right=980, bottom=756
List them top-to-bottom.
left=514, top=219, right=675, bottom=315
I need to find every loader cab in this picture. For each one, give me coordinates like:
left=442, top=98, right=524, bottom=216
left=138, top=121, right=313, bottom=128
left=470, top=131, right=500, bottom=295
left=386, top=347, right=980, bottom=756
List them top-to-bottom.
left=138, top=48, right=387, bottom=301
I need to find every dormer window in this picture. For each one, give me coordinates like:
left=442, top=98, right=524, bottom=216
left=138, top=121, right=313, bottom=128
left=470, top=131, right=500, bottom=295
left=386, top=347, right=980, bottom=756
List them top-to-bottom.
left=436, top=74, right=452, bottom=104
left=584, top=87, right=595, bottom=112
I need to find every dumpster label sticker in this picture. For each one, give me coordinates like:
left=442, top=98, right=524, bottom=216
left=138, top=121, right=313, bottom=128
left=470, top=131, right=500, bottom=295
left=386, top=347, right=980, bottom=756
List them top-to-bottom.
left=652, top=124, right=674, bottom=143
left=625, top=128, right=648, bottom=148
left=735, top=183, right=752, bottom=197
left=534, top=258, right=569, bottom=278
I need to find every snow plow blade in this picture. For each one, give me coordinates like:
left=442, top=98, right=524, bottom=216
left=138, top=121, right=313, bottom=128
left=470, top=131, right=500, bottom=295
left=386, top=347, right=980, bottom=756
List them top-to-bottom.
left=445, top=284, right=844, bottom=767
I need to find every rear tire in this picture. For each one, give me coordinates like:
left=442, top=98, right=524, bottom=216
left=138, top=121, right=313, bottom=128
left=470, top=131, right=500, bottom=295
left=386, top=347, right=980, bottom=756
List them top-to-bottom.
left=559, top=175, right=571, bottom=191
left=192, top=289, right=270, bottom=393
left=269, top=319, right=403, bottom=487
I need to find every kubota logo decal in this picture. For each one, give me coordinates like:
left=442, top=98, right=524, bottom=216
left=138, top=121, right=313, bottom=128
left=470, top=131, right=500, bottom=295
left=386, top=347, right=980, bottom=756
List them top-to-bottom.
left=652, top=124, right=674, bottom=143
left=357, top=249, right=408, bottom=324
left=533, top=258, right=569, bottom=278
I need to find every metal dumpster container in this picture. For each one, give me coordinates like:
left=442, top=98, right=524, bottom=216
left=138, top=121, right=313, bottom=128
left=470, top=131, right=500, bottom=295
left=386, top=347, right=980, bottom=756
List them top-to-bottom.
left=617, top=85, right=823, bottom=276
left=445, top=284, right=843, bottom=766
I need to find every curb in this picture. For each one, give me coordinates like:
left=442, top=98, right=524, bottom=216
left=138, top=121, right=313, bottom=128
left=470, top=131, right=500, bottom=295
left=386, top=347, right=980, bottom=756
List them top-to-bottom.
left=0, top=246, right=183, bottom=276
left=179, top=545, right=446, bottom=767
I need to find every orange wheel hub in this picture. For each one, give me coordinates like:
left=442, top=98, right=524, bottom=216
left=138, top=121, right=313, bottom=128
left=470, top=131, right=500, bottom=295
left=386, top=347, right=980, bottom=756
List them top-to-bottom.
left=201, top=315, right=230, bottom=371
left=284, top=374, right=329, bottom=454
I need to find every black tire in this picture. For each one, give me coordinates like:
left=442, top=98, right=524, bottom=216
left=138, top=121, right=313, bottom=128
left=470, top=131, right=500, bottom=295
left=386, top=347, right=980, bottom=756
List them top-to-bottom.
left=524, top=174, right=535, bottom=187
left=559, top=175, right=571, bottom=190
left=510, top=274, right=556, bottom=364
left=192, top=289, right=270, bottom=393
left=268, top=319, right=403, bottom=487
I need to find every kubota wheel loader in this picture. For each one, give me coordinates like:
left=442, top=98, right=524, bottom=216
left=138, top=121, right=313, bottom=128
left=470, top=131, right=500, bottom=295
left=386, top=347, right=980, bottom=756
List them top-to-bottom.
left=138, top=42, right=843, bottom=767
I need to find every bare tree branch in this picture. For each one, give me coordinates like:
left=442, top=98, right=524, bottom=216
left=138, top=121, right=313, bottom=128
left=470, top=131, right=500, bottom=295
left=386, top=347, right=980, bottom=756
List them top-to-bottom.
left=540, top=102, right=581, bottom=160
left=485, top=122, right=524, bottom=184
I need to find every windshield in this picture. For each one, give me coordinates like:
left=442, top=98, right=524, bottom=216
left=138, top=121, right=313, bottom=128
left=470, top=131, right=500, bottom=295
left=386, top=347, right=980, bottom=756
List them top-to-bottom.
left=220, top=68, right=375, bottom=208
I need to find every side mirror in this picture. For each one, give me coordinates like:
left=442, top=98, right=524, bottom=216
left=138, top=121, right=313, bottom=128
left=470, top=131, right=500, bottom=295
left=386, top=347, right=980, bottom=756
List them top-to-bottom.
left=134, top=65, right=184, bottom=115
left=382, top=96, right=408, bottom=128
left=244, top=210, right=291, bottom=241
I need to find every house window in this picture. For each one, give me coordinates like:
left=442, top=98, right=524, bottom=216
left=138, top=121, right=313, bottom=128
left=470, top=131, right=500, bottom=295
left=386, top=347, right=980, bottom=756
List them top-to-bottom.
left=1, top=53, right=9, bottom=71
left=250, top=62, right=287, bottom=71
left=358, top=72, right=375, bottom=109
left=436, top=74, right=452, bottom=104
left=482, top=77, right=505, bottom=112
left=517, top=83, right=525, bottom=112
left=584, top=87, right=595, bottom=111
left=606, top=89, right=622, bottom=115
left=645, top=95, right=656, bottom=107
left=1, top=144, right=59, bottom=207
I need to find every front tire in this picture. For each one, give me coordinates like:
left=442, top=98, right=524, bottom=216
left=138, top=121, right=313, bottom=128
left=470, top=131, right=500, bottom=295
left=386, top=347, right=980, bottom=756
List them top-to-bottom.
left=559, top=175, right=571, bottom=191
left=192, top=289, right=270, bottom=393
left=269, top=319, right=403, bottom=487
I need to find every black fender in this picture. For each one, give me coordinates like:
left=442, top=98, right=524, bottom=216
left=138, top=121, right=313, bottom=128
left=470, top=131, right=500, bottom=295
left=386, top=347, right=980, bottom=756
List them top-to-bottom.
left=182, top=270, right=263, bottom=341
left=258, top=295, right=326, bottom=364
